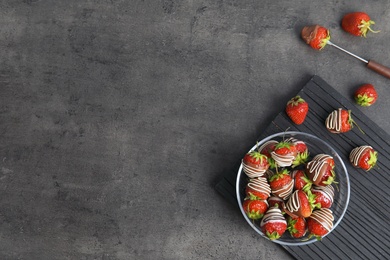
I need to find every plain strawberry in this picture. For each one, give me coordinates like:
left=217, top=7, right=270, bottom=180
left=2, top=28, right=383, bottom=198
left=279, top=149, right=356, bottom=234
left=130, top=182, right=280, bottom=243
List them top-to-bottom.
left=342, top=12, right=379, bottom=37
left=301, top=25, right=331, bottom=50
left=354, top=84, right=378, bottom=107
left=286, top=96, right=309, bottom=125
left=242, top=199, right=268, bottom=220
left=287, top=216, right=307, bottom=238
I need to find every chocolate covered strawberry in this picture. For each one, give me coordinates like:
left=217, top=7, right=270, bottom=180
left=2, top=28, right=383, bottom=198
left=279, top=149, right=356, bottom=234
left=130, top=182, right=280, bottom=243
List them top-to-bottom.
left=341, top=12, right=379, bottom=37
left=301, top=25, right=330, bottom=50
left=354, top=84, right=378, bottom=107
left=286, top=96, right=309, bottom=125
left=325, top=108, right=357, bottom=134
left=286, top=138, right=309, bottom=168
left=271, top=141, right=298, bottom=167
left=349, top=145, right=378, bottom=171
left=242, top=150, right=270, bottom=178
left=312, top=154, right=335, bottom=169
left=306, top=159, right=336, bottom=186
left=269, top=169, right=294, bottom=200
left=292, top=170, right=312, bottom=192
left=245, top=177, right=271, bottom=200
left=311, top=185, right=335, bottom=209
left=285, top=190, right=317, bottom=218
left=242, top=199, right=268, bottom=220
left=260, top=207, right=287, bottom=240
left=307, top=208, right=334, bottom=240
left=287, top=216, right=307, bottom=238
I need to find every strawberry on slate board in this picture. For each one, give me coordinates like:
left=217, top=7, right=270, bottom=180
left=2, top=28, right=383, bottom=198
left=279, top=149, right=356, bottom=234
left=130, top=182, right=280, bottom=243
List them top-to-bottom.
left=341, top=12, right=379, bottom=37
left=301, top=25, right=331, bottom=50
left=354, top=84, right=378, bottom=107
left=286, top=96, right=309, bottom=125
left=325, top=108, right=363, bottom=134
left=349, top=145, right=378, bottom=171
left=242, top=199, right=269, bottom=220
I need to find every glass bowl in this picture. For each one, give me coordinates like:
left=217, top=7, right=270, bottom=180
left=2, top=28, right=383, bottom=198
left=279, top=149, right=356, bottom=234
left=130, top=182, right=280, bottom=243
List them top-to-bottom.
left=236, top=131, right=350, bottom=246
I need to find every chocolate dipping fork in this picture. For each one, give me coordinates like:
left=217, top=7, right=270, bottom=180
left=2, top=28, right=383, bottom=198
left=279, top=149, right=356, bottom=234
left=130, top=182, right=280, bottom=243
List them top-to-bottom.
left=327, top=40, right=390, bottom=79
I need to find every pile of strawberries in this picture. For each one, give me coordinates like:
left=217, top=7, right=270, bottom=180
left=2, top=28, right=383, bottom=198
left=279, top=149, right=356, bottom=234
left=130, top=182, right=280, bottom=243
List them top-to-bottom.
left=241, top=137, right=337, bottom=241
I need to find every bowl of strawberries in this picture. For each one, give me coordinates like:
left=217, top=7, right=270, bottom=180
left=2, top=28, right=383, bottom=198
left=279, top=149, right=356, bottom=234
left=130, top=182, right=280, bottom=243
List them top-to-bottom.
left=236, top=131, right=350, bottom=246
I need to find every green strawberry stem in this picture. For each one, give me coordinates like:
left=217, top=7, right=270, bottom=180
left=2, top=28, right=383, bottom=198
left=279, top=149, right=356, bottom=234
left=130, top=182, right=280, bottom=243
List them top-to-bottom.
left=359, top=20, right=380, bottom=37
left=348, top=110, right=365, bottom=134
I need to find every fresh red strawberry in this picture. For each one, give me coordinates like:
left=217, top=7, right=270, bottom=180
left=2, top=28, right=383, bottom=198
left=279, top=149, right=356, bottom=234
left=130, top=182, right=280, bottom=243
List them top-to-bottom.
left=341, top=12, right=379, bottom=37
left=301, top=25, right=330, bottom=50
left=354, top=84, right=378, bottom=107
left=286, top=96, right=309, bottom=125
left=325, top=108, right=363, bottom=134
left=285, top=138, right=309, bottom=168
left=272, top=141, right=298, bottom=167
left=349, top=145, right=378, bottom=171
left=242, top=151, right=270, bottom=178
left=306, top=160, right=336, bottom=186
left=269, top=169, right=294, bottom=200
left=292, top=170, right=312, bottom=192
left=245, top=177, right=271, bottom=200
left=312, top=185, right=335, bottom=209
left=285, top=190, right=316, bottom=218
left=242, top=199, right=268, bottom=220
left=260, top=207, right=287, bottom=240
left=307, top=208, right=334, bottom=240
left=287, top=216, right=307, bottom=238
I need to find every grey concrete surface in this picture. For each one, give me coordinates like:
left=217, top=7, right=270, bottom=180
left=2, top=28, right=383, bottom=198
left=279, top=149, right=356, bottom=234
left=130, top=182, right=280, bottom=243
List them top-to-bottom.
left=0, top=0, right=389, bottom=259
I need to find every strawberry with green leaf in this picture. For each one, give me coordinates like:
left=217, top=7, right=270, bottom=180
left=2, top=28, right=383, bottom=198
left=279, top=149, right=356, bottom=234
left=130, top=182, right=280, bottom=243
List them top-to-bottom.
left=341, top=12, right=379, bottom=37
left=301, top=25, right=331, bottom=50
left=354, top=84, right=378, bottom=107
left=286, top=96, right=309, bottom=125
left=349, top=145, right=378, bottom=171
left=242, top=150, right=270, bottom=178
left=292, top=170, right=312, bottom=192
left=242, top=199, right=268, bottom=220
left=287, top=216, right=307, bottom=238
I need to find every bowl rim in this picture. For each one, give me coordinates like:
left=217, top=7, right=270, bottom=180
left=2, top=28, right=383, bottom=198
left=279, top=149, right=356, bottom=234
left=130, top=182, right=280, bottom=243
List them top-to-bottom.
left=236, top=131, right=351, bottom=246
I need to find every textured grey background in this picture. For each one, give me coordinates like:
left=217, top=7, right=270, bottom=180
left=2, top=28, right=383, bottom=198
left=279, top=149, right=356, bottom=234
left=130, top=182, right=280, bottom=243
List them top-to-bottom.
left=0, top=0, right=389, bottom=259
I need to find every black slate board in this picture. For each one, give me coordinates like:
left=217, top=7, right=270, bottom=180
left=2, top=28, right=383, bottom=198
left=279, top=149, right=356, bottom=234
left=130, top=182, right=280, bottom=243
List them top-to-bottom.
left=215, top=75, right=390, bottom=260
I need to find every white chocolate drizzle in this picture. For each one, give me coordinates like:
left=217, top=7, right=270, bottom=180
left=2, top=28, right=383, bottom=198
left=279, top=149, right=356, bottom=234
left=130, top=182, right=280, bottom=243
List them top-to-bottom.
left=325, top=108, right=342, bottom=133
left=349, top=145, right=372, bottom=167
left=271, top=151, right=295, bottom=167
left=313, top=154, right=333, bottom=163
left=242, top=160, right=266, bottom=178
left=306, top=160, right=328, bottom=183
left=247, top=177, right=271, bottom=197
left=272, top=179, right=294, bottom=200
left=312, top=185, right=335, bottom=204
left=285, top=190, right=302, bottom=214
left=260, top=207, right=286, bottom=227
left=309, top=208, right=334, bottom=232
